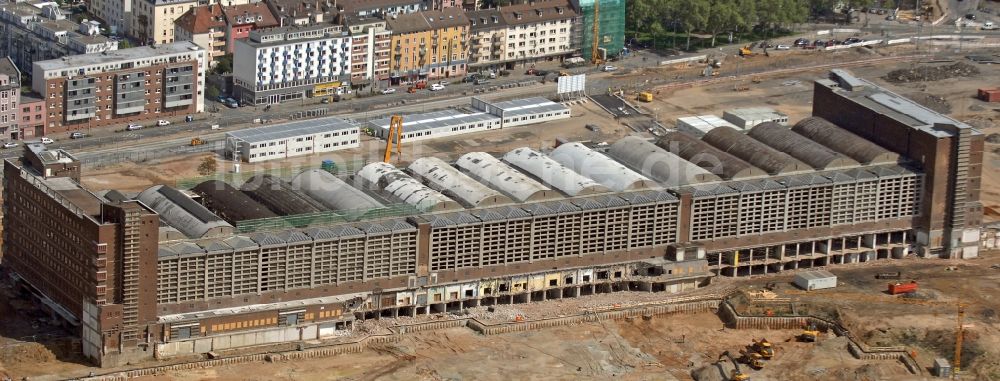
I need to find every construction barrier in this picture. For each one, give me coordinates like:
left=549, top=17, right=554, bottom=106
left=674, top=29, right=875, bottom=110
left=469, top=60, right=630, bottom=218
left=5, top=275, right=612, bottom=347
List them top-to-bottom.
left=658, top=55, right=707, bottom=67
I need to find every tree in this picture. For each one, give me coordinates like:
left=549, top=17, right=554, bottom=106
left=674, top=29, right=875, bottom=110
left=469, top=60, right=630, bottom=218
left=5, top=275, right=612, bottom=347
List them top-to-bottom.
left=676, top=0, right=710, bottom=51
left=706, top=0, right=743, bottom=47
left=118, top=39, right=133, bottom=49
left=213, top=54, right=233, bottom=75
left=205, top=85, right=220, bottom=100
left=197, top=156, right=217, bottom=176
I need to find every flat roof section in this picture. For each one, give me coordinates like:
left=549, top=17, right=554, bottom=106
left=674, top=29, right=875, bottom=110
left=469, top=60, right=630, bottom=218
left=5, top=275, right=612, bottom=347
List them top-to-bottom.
left=34, top=41, right=202, bottom=71
left=824, top=69, right=976, bottom=135
left=481, top=97, right=570, bottom=118
left=368, top=109, right=499, bottom=133
left=227, top=116, right=357, bottom=144
left=43, top=177, right=104, bottom=218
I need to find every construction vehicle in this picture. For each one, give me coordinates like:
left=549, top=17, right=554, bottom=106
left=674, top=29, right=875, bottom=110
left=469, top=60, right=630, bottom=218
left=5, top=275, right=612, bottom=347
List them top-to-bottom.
left=739, top=45, right=756, bottom=57
left=558, top=71, right=570, bottom=77
left=751, top=76, right=762, bottom=84
left=413, top=80, right=427, bottom=89
left=734, top=81, right=750, bottom=92
left=637, top=92, right=653, bottom=102
left=382, top=115, right=403, bottom=163
left=190, top=137, right=205, bottom=146
left=888, top=281, right=918, bottom=295
left=799, top=323, right=820, bottom=342
left=750, top=339, right=774, bottom=359
left=738, top=349, right=765, bottom=369
left=719, top=351, right=751, bottom=381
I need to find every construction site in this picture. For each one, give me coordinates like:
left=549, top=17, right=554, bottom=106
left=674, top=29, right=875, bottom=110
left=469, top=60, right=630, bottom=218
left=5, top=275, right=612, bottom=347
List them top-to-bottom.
left=1, top=38, right=1000, bottom=380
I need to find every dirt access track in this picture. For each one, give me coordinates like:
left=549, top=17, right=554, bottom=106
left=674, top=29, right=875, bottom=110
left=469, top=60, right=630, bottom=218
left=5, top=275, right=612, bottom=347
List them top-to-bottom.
left=19, top=252, right=991, bottom=381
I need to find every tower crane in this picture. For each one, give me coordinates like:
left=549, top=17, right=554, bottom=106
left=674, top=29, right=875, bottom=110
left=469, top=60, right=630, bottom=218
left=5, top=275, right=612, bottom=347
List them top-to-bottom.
left=591, top=0, right=601, bottom=64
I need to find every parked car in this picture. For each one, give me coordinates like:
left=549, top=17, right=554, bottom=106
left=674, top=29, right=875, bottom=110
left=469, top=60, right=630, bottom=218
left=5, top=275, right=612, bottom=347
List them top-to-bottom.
left=965, top=13, right=976, bottom=20
left=844, top=37, right=862, bottom=44
left=793, top=38, right=810, bottom=47
left=813, top=39, right=826, bottom=46
left=829, top=39, right=842, bottom=45
left=775, top=44, right=791, bottom=50
left=601, top=65, right=618, bottom=72
left=474, top=78, right=491, bottom=85
left=438, top=80, right=451, bottom=86
left=429, top=83, right=446, bottom=91
left=381, top=88, right=397, bottom=95
left=225, top=98, right=239, bottom=108
left=321, top=98, right=331, bottom=104
left=156, top=119, right=170, bottom=126
left=125, top=124, right=143, bottom=131
left=70, top=132, right=86, bottom=139
left=40, top=137, right=54, bottom=144
left=3, top=142, right=18, bottom=149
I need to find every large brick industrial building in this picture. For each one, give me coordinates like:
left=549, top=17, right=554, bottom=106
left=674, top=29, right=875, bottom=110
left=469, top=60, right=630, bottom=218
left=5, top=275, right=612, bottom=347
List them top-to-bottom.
left=1, top=70, right=982, bottom=367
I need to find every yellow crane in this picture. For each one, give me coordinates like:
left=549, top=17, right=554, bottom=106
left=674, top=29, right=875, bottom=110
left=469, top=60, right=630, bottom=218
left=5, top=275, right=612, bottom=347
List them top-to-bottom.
left=591, top=0, right=601, bottom=64
left=383, top=115, right=403, bottom=163
left=955, top=302, right=966, bottom=376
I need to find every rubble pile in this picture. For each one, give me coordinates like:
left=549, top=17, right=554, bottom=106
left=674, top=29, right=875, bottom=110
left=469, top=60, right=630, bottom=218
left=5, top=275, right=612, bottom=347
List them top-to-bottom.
left=884, top=63, right=980, bottom=83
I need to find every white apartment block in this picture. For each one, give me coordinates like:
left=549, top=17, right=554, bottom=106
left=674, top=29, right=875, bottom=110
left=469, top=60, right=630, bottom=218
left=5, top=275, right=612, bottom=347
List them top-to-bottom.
left=90, top=0, right=130, bottom=35
left=131, top=0, right=198, bottom=45
left=501, top=2, right=576, bottom=67
left=467, top=9, right=506, bottom=69
left=344, top=16, right=391, bottom=88
left=233, top=24, right=353, bottom=105
left=226, top=117, right=360, bottom=163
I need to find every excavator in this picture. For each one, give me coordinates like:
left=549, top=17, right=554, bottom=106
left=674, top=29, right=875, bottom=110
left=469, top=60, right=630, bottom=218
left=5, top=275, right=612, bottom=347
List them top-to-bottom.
left=799, top=323, right=820, bottom=342
left=750, top=339, right=774, bottom=360
left=738, top=349, right=765, bottom=370
left=719, top=351, right=751, bottom=381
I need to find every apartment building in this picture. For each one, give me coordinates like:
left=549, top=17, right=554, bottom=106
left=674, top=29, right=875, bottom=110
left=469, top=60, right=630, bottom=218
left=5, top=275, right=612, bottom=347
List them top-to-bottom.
left=89, top=0, right=131, bottom=35
left=131, top=0, right=198, bottom=45
left=266, top=0, right=338, bottom=26
left=337, top=0, right=424, bottom=18
left=499, top=0, right=577, bottom=68
left=0, top=3, right=118, bottom=76
left=222, top=3, right=279, bottom=53
left=174, top=5, right=227, bottom=64
left=386, top=8, right=469, bottom=83
left=467, top=9, right=506, bottom=70
left=344, top=16, right=391, bottom=88
left=232, top=24, right=353, bottom=105
left=31, top=42, right=206, bottom=134
left=0, top=58, right=20, bottom=141
left=18, top=94, right=47, bottom=139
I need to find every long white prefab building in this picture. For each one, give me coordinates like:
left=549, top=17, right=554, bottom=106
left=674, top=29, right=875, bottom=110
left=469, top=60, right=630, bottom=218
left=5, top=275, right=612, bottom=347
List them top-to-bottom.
left=370, top=97, right=570, bottom=142
left=473, top=97, right=571, bottom=128
left=722, top=107, right=789, bottom=129
left=369, top=109, right=501, bottom=142
left=675, top=115, right=741, bottom=136
left=226, top=117, right=360, bottom=163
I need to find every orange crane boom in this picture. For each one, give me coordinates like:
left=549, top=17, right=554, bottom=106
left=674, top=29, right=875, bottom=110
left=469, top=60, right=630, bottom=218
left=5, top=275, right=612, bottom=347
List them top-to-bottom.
left=591, top=0, right=601, bottom=64
left=383, top=115, right=403, bottom=163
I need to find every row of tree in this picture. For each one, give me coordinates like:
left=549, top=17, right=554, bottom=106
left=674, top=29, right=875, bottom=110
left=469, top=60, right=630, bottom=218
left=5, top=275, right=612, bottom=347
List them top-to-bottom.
left=627, top=0, right=876, bottom=49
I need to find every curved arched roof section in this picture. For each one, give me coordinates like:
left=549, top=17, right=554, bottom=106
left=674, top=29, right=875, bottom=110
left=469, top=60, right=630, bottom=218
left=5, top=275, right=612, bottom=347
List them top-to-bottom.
left=791, top=117, right=901, bottom=165
left=748, top=122, right=859, bottom=170
left=701, top=126, right=812, bottom=175
left=656, top=132, right=766, bottom=180
left=607, top=136, right=721, bottom=187
left=549, top=142, right=660, bottom=192
left=502, top=147, right=610, bottom=196
left=455, top=152, right=559, bottom=203
left=408, top=157, right=512, bottom=208
left=358, top=162, right=461, bottom=212
left=290, top=169, right=383, bottom=211
left=239, top=174, right=328, bottom=215
left=192, top=180, right=277, bottom=223
left=137, top=185, right=233, bottom=239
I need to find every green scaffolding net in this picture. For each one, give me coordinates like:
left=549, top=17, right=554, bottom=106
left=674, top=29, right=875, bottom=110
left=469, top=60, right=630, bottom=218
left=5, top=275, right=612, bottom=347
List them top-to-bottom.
left=579, top=0, right=626, bottom=60
left=174, top=159, right=369, bottom=190
left=234, top=203, right=422, bottom=233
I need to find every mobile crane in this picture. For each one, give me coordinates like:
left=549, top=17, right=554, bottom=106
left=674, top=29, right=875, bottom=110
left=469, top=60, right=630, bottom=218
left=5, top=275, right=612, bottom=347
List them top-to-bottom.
left=383, top=115, right=403, bottom=163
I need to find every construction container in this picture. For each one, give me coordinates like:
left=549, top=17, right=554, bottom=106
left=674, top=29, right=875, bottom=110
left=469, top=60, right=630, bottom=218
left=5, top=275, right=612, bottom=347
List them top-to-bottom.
left=978, top=88, right=1000, bottom=102
left=793, top=270, right=838, bottom=291
left=875, top=271, right=902, bottom=280
left=887, top=281, right=918, bottom=295
left=933, top=358, right=951, bottom=378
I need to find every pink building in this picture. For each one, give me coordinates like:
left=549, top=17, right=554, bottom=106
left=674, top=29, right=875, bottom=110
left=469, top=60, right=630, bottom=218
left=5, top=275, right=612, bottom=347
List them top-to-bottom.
left=223, top=3, right=279, bottom=54
left=0, top=57, right=20, bottom=141
left=18, top=94, right=46, bottom=139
